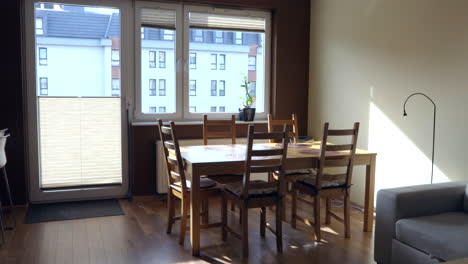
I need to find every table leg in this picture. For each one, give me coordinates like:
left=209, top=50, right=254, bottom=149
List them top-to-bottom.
left=364, top=155, right=376, bottom=232
left=190, top=168, right=201, bottom=256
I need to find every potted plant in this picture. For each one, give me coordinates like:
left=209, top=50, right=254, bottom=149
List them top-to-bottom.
left=239, top=73, right=256, bottom=121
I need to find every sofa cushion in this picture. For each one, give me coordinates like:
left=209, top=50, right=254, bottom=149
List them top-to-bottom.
left=464, top=184, right=468, bottom=213
left=396, top=212, right=468, bottom=261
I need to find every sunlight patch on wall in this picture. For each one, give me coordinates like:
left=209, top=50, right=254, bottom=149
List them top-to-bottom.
left=368, top=102, right=447, bottom=193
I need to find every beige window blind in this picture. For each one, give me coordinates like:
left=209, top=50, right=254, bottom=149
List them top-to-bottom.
left=141, top=8, right=176, bottom=29
left=189, top=12, right=265, bottom=32
left=38, top=97, right=122, bottom=188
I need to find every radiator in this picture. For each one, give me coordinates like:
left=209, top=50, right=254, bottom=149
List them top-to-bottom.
left=155, top=138, right=267, bottom=194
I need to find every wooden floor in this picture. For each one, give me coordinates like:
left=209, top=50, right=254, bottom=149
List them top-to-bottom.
left=0, top=196, right=375, bottom=264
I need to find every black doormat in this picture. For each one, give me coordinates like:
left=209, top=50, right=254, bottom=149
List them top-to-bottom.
left=24, top=199, right=124, bottom=224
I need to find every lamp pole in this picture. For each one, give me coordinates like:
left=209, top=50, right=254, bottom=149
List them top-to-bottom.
left=403, top=93, right=436, bottom=184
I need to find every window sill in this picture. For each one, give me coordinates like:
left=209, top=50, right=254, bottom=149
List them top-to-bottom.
left=132, top=120, right=267, bottom=126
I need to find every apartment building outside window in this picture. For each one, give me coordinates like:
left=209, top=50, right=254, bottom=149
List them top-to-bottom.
left=36, top=17, right=43, bottom=35
left=163, top=30, right=174, bottom=40
left=194, top=30, right=203, bottom=42
left=215, top=31, right=223, bottom=43
left=235, top=32, right=242, bottom=44
left=39, top=47, right=47, bottom=65
left=111, top=50, right=120, bottom=66
left=149, top=51, right=156, bottom=68
left=159, top=51, right=166, bottom=68
left=189, top=53, right=197, bottom=69
left=211, top=54, right=217, bottom=70
left=219, top=54, right=225, bottom=70
left=248, top=56, right=256, bottom=71
left=39, top=77, right=48, bottom=95
left=111, top=78, right=120, bottom=96
left=149, top=79, right=156, bottom=96
left=159, top=79, right=166, bottom=96
left=190, top=80, right=196, bottom=96
left=210, top=80, right=217, bottom=96
left=219, top=80, right=225, bottom=96
left=249, top=81, right=256, bottom=97
left=159, top=106, right=166, bottom=113
left=189, top=106, right=196, bottom=112
left=210, top=106, right=216, bottom=112
left=219, top=106, right=225, bottom=112
left=149, top=107, right=157, bottom=113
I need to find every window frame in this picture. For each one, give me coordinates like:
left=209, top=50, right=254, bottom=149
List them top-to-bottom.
left=35, top=17, right=44, bottom=35
left=215, top=31, right=223, bottom=43
left=38, top=47, right=48, bottom=65
left=111, top=49, right=120, bottom=66
left=149, top=50, right=156, bottom=68
left=158, top=51, right=166, bottom=68
left=189, top=52, right=196, bottom=69
left=210, top=54, right=217, bottom=70
left=219, top=54, right=225, bottom=70
left=248, top=55, right=256, bottom=71
left=39, top=77, right=48, bottom=95
left=111, top=78, right=120, bottom=96
left=149, top=78, right=156, bottom=96
left=158, top=79, right=166, bottom=96
left=189, top=79, right=196, bottom=96
left=210, top=80, right=217, bottom=96
left=219, top=80, right=225, bottom=96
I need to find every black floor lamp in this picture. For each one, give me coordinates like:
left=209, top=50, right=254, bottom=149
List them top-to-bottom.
left=403, top=93, right=436, bottom=184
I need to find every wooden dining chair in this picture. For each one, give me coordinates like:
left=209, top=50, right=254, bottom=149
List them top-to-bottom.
left=267, top=113, right=299, bottom=143
left=157, top=120, right=222, bottom=246
left=290, top=122, right=359, bottom=241
left=221, top=124, right=290, bottom=258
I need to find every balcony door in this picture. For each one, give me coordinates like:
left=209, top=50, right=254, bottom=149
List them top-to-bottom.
left=24, top=0, right=131, bottom=202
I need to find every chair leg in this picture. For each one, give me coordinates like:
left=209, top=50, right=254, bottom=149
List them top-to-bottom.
left=2, top=167, right=13, bottom=208
left=291, top=189, right=297, bottom=229
left=166, top=192, right=175, bottom=234
left=344, top=194, right=351, bottom=239
left=313, top=195, right=321, bottom=242
left=221, top=196, right=228, bottom=241
left=179, top=197, right=189, bottom=245
left=0, top=198, right=5, bottom=244
left=325, top=198, right=331, bottom=225
left=276, top=199, right=283, bottom=253
left=202, top=200, right=209, bottom=224
left=230, top=201, right=235, bottom=212
left=241, top=203, right=249, bottom=259
left=260, top=207, right=266, bottom=237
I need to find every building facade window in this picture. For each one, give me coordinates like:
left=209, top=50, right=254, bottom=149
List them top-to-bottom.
left=36, top=17, right=44, bottom=35
left=141, top=28, right=145, bottom=39
left=163, top=30, right=174, bottom=40
left=194, top=30, right=203, bottom=42
left=215, top=31, right=223, bottom=43
left=235, top=32, right=242, bottom=44
left=39, top=47, right=48, bottom=65
left=111, top=50, right=120, bottom=66
left=149, top=51, right=156, bottom=68
left=159, top=51, right=166, bottom=68
left=189, top=53, right=197, bottom=69
left=211, top=54, right=217, bottom=70
left=219, top=54, right=225, bottom=70
left=248, top=56, right=256, bottom=71
left=39, top=77, right=48, bottom=95
left=111, top=78, right=120, bottom=96
left=149, top=79, right=156, bottom=96
left=159, top=79, right=166, bottom=96
left=189, top=80, right=196, bottom=96
left=210, top=80, right=217, bottom=96
left=219, top=80, right=225, bottom=96
left=249, top=81, right=256, bottom=97
left=159, top=106, right=166, bottom=113
left=190, top=106, right=196, bottom=112
left=210, top=106, right=216, bottom=112
left=219, top=106, right=225, bottom=112
left=149, top=107, right=157, bottom=113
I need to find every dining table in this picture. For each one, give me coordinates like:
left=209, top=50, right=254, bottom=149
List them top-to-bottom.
left=179, top=141, right=377, bottom=256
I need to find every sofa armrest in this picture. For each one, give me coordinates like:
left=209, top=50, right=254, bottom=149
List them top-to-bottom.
left=374, top=181, right=467, bottom=264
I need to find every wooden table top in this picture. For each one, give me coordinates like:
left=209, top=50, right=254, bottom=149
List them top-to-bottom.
left=180, top=142, right=376, bottom=164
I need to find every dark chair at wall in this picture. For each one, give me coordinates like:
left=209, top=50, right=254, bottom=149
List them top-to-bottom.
left=157, top=120, right=221, bottom=246
left=290, top=122, right=359, bottom=241
left=221, top=124, right=290, bottom=258
left=0, top=130, right=13, bottom=244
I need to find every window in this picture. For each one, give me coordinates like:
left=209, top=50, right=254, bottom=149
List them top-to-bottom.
left=137, top=4, right=270, bottom=118
left=36, top=17, right=43, bottom=35
left=141, top=28, right=145, bottom=39
left=163, top=30, right=174, bottom=40
left=194, top=30, right=203, bottom=42
left=215, top=31, right=223, bottom=43
left=235, top=32, right=242, bottom=44
left=39, top=47, right=47, bottom=65
left=112, top=50, right=120, bottom=66
left=149, top=51, right=156, bottom=68
left=159, top=51, right=166, bottom=68
left=189, top=53, right=197, bottom=69
left=211, top=54, right=217, bottom=70
left=219, top=54, right=225, bottom=70
left=248, top=56, right=256, bottom=71
left=39, top=77, right=48, bottom=95
left=111, top=78, right=120, bottom=96
left=149, top=79, right=156, bottom=96
left=159, top=79, right=166, bottom=96
left=189, top=80, right=196, bottom=96
left=211, top=80, right=217, bottom=96
left=219, top=80, right=225, bottom=96
left=249, top=81, right=256, bottom=97
left=159, top=106, right=166, bottom=113
left=210, top=106, right=216, bottom=112
left=219, top=106, right=225, bottom=112
left=149, top=107, right=157, bottom=113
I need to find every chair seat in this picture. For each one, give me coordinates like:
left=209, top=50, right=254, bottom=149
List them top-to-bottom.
left=285, top=168, right=316, bottom=176
left=207, top=174, right=243, bottom=184
left=297, top=174, right=346, bottom=189
left=173, top=178, right=217, bottom=190
left=224, top=180, right=277, bottom=198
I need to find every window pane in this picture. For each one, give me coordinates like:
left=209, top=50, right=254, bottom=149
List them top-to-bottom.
left=140, top=8, right=176, bottom=114
left=189, top=29, right=265, bottom=113
left=112, top=50, right=120, bottom=66
left=149, top=51, right=156, bottom=68
left=189, top=53, right=197, bottom=69
left=189, top=80, right=196, bottom=96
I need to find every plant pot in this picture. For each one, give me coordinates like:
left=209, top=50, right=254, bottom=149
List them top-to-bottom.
left=239, top=108, right=256, bottom=121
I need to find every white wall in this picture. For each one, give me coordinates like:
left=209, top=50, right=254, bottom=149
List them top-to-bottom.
left=309, top=0, right=468, bottom=205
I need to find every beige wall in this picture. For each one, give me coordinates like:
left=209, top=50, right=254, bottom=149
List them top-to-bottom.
left=309, top=0, right=468, bottom=205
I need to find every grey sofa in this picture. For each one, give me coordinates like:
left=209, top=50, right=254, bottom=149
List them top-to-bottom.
left=374, top=181, right=468, bottom=264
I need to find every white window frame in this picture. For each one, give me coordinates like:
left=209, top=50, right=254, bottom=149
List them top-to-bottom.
left=135, top=2, right=270, bottom=121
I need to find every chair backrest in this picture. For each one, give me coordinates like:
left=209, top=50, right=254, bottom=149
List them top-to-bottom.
left=267, top=114, right=299, bottom=143
left=202, top=115, right=236, bottom=145
left=157, top=120, right=188, bottom=192
left=316, top=122, right=360, bottom=189
left=240, top=124, right=291, bottom=199
left=0, top=128, right=7, bottom=136
left=0, top=134, right=9, bottom=168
